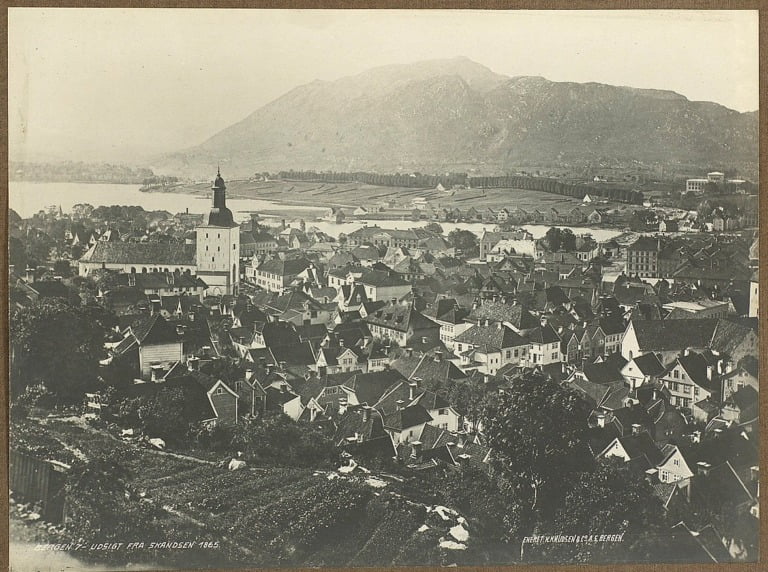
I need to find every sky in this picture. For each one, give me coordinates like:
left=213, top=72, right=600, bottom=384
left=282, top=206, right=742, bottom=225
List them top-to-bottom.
left=8, top=9, right=759, bottom=164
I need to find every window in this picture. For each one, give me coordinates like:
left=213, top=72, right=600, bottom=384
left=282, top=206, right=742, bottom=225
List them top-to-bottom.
left=552, top=352, right=558, bottom=360
left=673, top=369, right=679, bottom=379
left=438, top=408, right=447, bottom=415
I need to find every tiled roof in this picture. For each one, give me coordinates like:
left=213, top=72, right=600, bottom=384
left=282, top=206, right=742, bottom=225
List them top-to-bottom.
left=80, top=242, right=196, bottom=265
left=256, top=257, right=312, bottom=276
left=359, top=269, right=409, bottom=288
left=469, top=300, right=539, bottom=330
left=364, top=303, right=438, bottom=334
left=630, top=318, right=718, bottom=352
left=454, top=323, right=527, bottom=351
left=525, top=324, right=560, bottom=345
left=632, top=353, right=666, bottom=376
left=346, top=369, right=408, bottom=406
left=382, top=404, right=433, bottom=431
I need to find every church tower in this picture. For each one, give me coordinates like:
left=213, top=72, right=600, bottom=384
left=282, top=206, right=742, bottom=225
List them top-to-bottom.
left=196, top=168, right=240, bottom=296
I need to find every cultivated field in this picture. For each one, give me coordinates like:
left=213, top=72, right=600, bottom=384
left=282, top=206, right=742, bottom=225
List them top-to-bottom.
left=162, top=179, right=601, bottom=213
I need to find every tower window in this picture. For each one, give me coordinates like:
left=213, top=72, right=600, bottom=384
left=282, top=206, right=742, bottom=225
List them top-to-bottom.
left=206, top=233, right=208, bottom=238
left=218, top=233, right=221, bottom=239
left=217, top=246, right=220, bottom=252
left=212, top=257, right=215, bottom=262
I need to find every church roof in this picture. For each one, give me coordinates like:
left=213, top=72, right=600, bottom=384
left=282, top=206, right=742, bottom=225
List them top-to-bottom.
left=79, top=242, right=196, bottom=265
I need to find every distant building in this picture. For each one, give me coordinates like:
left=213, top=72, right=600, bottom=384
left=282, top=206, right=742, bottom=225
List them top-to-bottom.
left=686, top=179, right=708, bottom=194
left=626, top=237, right=660, bottom=278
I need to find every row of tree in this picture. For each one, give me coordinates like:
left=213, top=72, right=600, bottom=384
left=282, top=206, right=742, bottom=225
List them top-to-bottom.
left=277, top=169, right=468, bottom=189
left=468, top=175, right=644, bottom=204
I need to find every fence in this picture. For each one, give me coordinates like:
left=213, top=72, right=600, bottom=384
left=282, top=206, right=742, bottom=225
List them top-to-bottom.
left=9, top=449, right=68, bottom=523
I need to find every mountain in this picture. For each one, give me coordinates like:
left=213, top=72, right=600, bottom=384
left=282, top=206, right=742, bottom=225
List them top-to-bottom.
left=153, top=57, right=758, bottom=178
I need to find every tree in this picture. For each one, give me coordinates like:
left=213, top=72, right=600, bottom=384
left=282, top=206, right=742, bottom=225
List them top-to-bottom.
left=424, top=222, right=444, bottom=235
left=544, top=227, right=576, bottom=252
left=448, top=229, right=478, bottom=256
left=9, top=236, right=27, bottom=270
left=53, top=259, right=73, bottom=277
left=10, top=298, right=106, bottom=404
left=480, top=371, right=591, bottom=515
left=115, top=385, right=209, bottom=445
left=230, top=413, right=338, bottom=468
left=534, top=458, right=668, bottom=564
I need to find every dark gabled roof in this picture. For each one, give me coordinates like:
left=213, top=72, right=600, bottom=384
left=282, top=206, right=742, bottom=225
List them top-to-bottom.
left=628, top=236, right=660, bottom=252
left=79, top=242, right=196, bottom=265
left=256, top=257, right=312, bottom=276
left=359, top=269, right=409, bottom=288
left=114, top=271, right=206, bottom=290
left=26, top=280, right=70, bottom=298
left=265, top=290, right=323, bottom=315
left=469, top=300, right=539, bottom=330
left=364, top=303, right=438, bottom=334
left=130, top=314, right=181, bottom=345
left=630, top=318, right=718, bottom=352
left=710, top=318, right=757, bottom=357
left=454, top=323, right=527, bottom=351
left=525, top=324, right=560, bottom=345
left=269, top=341, right=316, bottom=366
left=389, top=352, right=468, bottom=384
left=632, top=352, right=666, bottom=376
left=582, top=361, right=625, bottom=385
left=346, top=369, right=408, bottom=406
left=725, top=385, right=758, bottom=413
left=382, top=404, right=433, bottom=431
left=612, top=405, right=653, bottom=434
left=334, top=406, right=389, bottom=445
left=614, top=431, right=663, bottom=465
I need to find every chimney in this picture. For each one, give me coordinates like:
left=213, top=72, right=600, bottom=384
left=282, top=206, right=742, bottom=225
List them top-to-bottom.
left=25, top=267, right=35, bottom=283
left=391, top=298, right=398, bottom=306
left=540, top=316, right=548, bottom=327
left=497, top=322, right=503, bottom=330
left=405, top=347, right=413, bottom=357
left=684, top=348, right=691, bottom=356
left=434, top=351, right=443, bottom=362
left=187, top=356, right=200, bottom=371
left=259, top=356, right=266, bottom=366
left=581, top=356, right=589, bottom=370
left=279, top=360, right=287, bottom=371
left=266, top=363, right=274, bottom=374
left=150, top=364, right=164, bottom=382
left=245, top=368, right=253, bottom=380
left=408, top=382, right=417, bottom=400
left=396, top=399, right=405, bottom=411
left=362, top=406, right=370, bottom=423
left=595, top=411, right=606, bottom=428
left=631, top=423, right=643, bottom=435
left=411, top=440, right=423, bottom=457
left=696, top=461, right=712, bottom=476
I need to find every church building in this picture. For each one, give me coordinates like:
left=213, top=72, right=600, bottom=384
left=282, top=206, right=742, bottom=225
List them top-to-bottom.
left=78, top=169, right=241, bottom=296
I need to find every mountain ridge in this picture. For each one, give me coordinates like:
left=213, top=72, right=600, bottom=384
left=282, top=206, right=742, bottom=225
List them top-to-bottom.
left=152, top=58, right=758, bottom=178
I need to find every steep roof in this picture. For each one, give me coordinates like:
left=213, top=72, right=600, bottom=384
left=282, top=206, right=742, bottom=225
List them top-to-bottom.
left=79, top=242, right=196, bottom=265
left=256, top=257, right=312, bottom=276
left=359, top=269, right=409, bottom=288
left=469, top=300, right=539, bottom=330
left=364, top=303, right=438, bottom=334
left=629, top=318, right=718, bottom=352
left=454, top=323, right=527, bottom=351
left=631, top=353, right=666, bottom=376
left=345, top=369, right=408, bottom=406
left=382, top=404, right=433, bottom=431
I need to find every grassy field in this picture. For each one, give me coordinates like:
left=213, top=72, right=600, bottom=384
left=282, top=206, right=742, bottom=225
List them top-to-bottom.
left=157, top=179, right=605, bottom=214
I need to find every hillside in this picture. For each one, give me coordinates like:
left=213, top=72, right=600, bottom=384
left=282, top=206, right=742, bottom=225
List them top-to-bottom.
left=153, top=57, right=758, bottom=178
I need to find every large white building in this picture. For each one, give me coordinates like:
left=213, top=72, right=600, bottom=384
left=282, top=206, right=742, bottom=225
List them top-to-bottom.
left=78, top=170, right=240, bottom=296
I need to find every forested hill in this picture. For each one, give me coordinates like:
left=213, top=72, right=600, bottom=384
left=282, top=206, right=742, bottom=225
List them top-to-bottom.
left=152, top=57, right=758, bottom=178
